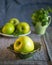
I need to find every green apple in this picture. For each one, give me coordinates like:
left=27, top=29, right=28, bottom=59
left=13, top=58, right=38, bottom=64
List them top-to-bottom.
left=9, top=18, right=20, bottom=26
left=16, top=22, right=30, bottom=34
left=2, top=23, right=15, bottom=34
left=14, top=36, right=34, bottom=53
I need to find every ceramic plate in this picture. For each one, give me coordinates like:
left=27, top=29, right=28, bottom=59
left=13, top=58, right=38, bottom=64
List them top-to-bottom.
left=0, top=31, right=31, bottom=37
left=7, top=42, right=41, bottom=59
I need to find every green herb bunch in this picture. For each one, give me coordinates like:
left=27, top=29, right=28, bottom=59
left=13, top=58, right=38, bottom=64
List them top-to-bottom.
left=31, top=8, right=52, bottom=26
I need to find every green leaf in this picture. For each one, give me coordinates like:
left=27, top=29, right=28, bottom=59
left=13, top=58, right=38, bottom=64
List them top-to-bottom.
left=47, top=7, right=52, bottom=13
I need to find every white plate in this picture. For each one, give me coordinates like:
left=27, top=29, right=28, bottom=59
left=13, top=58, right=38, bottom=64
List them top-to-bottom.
left=0, top=31, right=31, bottom=37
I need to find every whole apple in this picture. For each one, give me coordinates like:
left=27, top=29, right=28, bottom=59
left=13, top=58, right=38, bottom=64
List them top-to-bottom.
left=9, top=18, right=20, bottom=26
left=16, top=22, right=30, bottom=34
left=2, top=23, right=15, bottom=34
left=14, top=36, right=34, bottom=53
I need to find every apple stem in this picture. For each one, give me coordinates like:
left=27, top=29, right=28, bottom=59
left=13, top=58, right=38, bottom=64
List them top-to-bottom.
left=17, top=41, right=21, bottom=46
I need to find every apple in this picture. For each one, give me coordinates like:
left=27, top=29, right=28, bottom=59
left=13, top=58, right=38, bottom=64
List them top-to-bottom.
left=9, top=18, right=20, bottom=26
left=16, top=22, right=30, bottom=34
left=2, top=23, right=15, bottom=34
left=14, top=36, right=34, bottom=53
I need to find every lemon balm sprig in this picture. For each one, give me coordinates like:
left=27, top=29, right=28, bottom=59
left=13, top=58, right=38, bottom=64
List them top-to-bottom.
left=31, top=7, right=52, bottom=26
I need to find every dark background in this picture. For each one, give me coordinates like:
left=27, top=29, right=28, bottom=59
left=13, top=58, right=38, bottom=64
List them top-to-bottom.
left=0, top=0, right=52, bottom=26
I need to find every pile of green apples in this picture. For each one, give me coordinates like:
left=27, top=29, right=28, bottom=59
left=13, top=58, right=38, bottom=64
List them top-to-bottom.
left=1, top=18, right=40, bottom=56
left=2, top=18, right=30, bottom=35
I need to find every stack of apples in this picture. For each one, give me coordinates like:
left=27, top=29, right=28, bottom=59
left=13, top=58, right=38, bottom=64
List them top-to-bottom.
left=2, top=18, right=30, bottom=35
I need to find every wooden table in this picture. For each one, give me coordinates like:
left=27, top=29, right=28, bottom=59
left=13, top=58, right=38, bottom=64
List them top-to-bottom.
left=0, top=26, right=51, bottom=65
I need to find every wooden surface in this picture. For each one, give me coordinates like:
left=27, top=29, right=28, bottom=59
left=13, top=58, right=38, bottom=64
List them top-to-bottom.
left=0, top=26, right=51, bottom=65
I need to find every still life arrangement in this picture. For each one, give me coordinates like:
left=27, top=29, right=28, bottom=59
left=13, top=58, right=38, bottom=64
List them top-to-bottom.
left=0, top=7, right=52, bottom=59
left=0, top=18, right=31, bottom=37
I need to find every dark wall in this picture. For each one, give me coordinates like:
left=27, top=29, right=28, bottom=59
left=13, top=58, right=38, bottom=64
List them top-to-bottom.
left=0, top=0, right=52, bottom=26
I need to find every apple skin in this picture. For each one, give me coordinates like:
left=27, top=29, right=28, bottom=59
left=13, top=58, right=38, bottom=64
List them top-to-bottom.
left=9, top=18, right=20, bottom=26
left=16, top=22, right=30, bottom=34
left=2, top=23, right=15, bottom=34
left=14, top=36, right=34, bottom=53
